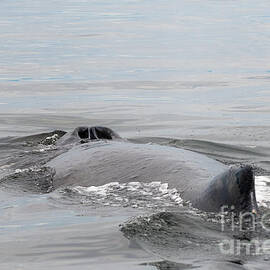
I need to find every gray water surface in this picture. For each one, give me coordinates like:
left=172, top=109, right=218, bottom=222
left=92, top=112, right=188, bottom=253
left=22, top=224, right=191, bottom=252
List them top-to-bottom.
left=1, top=0, right=270, bottom=269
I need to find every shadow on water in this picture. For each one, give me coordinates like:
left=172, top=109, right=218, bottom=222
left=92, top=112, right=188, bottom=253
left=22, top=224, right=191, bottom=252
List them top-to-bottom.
left=141, top=259, right=253, bottom=270
left=141, top=260, right=200, bottom=270
left=141, top=260, right=247, bottom=270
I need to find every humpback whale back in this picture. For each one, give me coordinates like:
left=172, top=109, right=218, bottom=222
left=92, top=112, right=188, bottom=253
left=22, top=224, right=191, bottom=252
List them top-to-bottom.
left=47, top=126, right=258, bottom=213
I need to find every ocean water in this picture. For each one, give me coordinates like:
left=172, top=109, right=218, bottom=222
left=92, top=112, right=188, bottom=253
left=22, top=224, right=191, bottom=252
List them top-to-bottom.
left=0, top=0, right=270, bottom=269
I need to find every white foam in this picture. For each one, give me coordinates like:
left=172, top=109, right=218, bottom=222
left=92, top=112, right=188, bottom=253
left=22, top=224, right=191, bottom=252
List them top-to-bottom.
left=46, top=134, right=59, bottom=140
left=33, top=144, right=57, bottom=153
left=14, top=166, right=44, bottom=174
left=14, top=168, right=30, bottom=174
left=255, top=176, right=270, bottom=207
left=64, top=177, right=270, bottom=209
left=65, top=181, right=183, bottom=209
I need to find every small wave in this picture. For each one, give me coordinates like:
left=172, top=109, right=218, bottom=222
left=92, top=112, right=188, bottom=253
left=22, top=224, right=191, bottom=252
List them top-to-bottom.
left=0, top=166, right=55, bottom=194
left=52, top=181, right=183, bottom=209
left=120, top=211, right=229, bottom=262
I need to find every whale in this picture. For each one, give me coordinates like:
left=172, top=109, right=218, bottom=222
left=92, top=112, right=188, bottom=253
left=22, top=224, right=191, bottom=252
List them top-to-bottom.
left=44, top=126, right=258, bottom=213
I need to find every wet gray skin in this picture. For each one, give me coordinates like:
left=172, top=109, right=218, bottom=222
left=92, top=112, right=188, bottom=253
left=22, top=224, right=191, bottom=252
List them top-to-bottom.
left=46, top=126, right=258, bottom=213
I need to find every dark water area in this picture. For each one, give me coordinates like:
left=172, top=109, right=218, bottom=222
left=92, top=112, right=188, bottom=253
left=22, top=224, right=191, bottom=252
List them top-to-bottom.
left=1, top=0, right=270, bottom=269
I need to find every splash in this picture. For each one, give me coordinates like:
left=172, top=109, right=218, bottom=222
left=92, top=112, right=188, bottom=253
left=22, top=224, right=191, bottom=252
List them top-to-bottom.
left=54, top=181, right=183, bottom=209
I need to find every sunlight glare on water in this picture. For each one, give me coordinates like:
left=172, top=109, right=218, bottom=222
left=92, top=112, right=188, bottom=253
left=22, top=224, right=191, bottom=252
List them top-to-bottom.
left=255, top=176, right=270, bottom=208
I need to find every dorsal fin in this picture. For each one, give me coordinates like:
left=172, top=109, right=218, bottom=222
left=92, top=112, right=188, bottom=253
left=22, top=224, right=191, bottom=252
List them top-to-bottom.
left=194, top=165, right=258, bottom=213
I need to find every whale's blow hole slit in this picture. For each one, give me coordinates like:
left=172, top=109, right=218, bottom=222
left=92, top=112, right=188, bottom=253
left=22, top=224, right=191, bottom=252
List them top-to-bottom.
left=77, top=126, right=115, bottom=140
left=78, top=127, right=89, bottom=139
left=93, top=127, right=113, bottom=140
